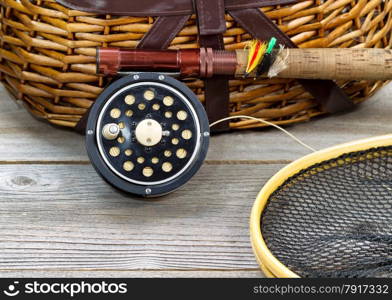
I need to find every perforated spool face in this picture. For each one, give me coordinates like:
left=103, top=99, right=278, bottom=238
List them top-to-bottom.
left=86, top=73, right=209, bottom=197
left=97, top=82, right=200, bottom=185
left=261, top=147, right=392, bottom=278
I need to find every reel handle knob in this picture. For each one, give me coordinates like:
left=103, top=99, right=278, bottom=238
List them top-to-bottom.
left=102, top=123, right=120, bottom=140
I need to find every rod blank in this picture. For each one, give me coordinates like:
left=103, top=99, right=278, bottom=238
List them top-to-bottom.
left=98, top=48, right=392, bottom=81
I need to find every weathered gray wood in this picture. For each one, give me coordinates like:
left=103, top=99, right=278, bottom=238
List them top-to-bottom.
left=1, top=81, right=391, bottom=277
left=0, top=83, right=391, bottom=162
left=0, top=86, right=86, bottom=162
left=0, top=163, right=281, bottom=273
left=0, top=270, right=263, bottom=278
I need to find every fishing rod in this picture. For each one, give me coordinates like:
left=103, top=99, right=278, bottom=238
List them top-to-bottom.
left=97, top=47, right=392, bottom=81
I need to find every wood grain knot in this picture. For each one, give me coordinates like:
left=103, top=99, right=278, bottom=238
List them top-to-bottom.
left=11, top=176, right=36, bottom=187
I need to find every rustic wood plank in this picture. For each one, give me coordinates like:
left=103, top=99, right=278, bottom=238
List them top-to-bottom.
left=0, top=84, right=391, bottom=162
left=0, top=86, right=86, bottom=162
left=0, top=163, right=281, bottom=274
left=0, top=270, right=263, bottom=278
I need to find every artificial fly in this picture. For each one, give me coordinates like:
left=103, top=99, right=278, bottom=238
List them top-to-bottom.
left=245, top=37, right=277, bottom=77
left=257, top=37, right=277, bottom=76
left=245, top=40, right=267, bottom=77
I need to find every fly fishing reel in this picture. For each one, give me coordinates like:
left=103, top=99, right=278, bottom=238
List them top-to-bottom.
left=86, top=73, right=210, bottom=197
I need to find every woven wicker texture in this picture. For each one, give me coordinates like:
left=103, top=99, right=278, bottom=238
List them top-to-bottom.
left=0, top=0, right=391, bottom=130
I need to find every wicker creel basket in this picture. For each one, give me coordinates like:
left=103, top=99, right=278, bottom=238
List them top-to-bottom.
left=0, top=0, right=391, bottom=130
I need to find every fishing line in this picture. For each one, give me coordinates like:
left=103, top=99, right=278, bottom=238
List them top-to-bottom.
left=210, top=115, right=317, bottom=153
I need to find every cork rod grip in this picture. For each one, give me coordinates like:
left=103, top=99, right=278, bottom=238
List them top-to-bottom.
left=235, top=48, right=392, bottom=80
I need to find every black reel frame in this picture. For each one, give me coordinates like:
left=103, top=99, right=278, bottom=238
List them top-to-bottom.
left=86, top=73, right=210, bottom=197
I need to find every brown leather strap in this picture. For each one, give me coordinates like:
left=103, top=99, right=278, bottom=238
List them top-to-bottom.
left=58, top=0, right=299, bottom=17
left=194, top=0, right=230, bottom=132
left=194, top=0, right=226, bottom=35
left=229, top=8, right=354, bottom=113
left=75, top=15, right=190, bottom=134
left=137, top=15, right=191, bottom=49
left=200, top=35, right=231, bottom=132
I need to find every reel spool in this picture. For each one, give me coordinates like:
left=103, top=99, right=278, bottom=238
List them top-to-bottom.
left=86, top=73, right=210, bottom=197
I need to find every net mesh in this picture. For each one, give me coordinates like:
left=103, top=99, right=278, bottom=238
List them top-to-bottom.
left=261, top=146, right=392, bottom=278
